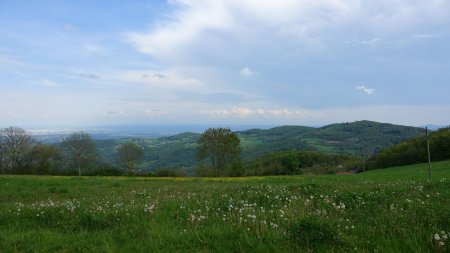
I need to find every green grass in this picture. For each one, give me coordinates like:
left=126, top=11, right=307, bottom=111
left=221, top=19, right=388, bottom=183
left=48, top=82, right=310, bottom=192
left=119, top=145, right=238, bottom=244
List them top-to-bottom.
left=1, top=161, right=449, bottom=252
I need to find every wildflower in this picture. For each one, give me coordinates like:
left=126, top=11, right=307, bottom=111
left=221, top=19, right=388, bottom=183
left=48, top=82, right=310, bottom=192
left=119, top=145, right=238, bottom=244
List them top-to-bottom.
left=435, top=234, right=441, bottom=240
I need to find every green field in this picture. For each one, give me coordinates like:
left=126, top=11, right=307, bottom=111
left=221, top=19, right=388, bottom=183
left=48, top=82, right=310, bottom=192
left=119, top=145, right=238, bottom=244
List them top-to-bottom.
left=1, top=161, right=449, bottom=252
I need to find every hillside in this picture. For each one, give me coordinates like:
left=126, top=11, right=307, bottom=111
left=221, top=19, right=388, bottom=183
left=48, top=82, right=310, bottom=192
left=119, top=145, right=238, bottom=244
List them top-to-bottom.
left=95, top=121, right=425, bottom=172
left=367, top=127, right=450, bottom=169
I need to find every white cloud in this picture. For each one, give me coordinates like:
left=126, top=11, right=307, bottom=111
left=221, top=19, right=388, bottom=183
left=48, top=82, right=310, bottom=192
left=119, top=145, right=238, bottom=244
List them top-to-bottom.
left=126, top=0, right=450, bottom=61
left=413, top=33, right=441, bottom=39
left=361, top=38, right=380, bottom=46
left=84, top=44, right=106, bottom=53
left=0, top=53, right=24, bottom=67
left=240, top=67, right=255, bottom=77
left=114, top=69, right=205, bottom=91
left=39, top=79, right=61, bottom=88
left=355, top=85, right=374, bottom=95
left=199, top=104, right=450, bottom=126
left=316, top=105, right=450, bottom=126
left=200, top=106, right=325, bottom=118
left=144, top=109, right=165, bottom=117
left=105, top=110, right=128, bottom=117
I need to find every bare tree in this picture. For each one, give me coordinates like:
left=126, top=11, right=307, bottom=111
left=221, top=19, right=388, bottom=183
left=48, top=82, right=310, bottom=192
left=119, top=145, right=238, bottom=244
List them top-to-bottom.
left=0, top=126, right=33, bottom=172
left=62, top=132, right=96, bottom=176
left=117, top=142, right=144, bottom=175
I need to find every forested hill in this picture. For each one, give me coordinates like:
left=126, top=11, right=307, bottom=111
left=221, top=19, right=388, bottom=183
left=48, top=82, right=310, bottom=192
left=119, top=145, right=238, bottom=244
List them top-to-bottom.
left=96, top=120, right=425, bottom=171
left=237, top=120, right=425, bottom=158
left=367, top=127, right=450, bottom=170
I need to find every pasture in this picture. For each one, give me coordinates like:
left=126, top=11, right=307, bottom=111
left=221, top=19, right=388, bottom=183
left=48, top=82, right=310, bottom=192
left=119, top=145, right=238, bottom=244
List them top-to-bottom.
left=1, top=161, right=449, bottom=252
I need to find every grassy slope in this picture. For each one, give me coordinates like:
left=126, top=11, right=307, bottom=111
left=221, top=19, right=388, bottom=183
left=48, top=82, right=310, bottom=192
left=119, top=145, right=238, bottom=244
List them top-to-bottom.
left=1, top=161, right=448, bottom=252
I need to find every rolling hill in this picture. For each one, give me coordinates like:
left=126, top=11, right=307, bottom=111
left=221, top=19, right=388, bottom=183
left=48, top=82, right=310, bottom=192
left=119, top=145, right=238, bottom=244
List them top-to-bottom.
left=94, top=120, right=426, bottom=172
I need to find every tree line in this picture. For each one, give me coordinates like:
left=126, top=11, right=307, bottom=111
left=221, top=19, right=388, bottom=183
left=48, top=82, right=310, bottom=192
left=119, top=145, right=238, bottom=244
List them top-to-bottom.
left=4, top=124, right=438, bottom=177
left=0, top=126, right=144, bottom=176
left=0, top=126, right=367, bottom=177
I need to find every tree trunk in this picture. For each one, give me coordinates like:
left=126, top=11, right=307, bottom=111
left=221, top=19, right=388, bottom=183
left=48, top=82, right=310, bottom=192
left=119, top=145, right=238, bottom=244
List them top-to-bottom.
left=77, top=155, right=81, bottom=176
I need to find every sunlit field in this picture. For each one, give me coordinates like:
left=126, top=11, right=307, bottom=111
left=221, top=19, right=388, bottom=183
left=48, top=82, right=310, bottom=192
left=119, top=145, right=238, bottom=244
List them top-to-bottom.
left=1, top=161, right=449, bottom=252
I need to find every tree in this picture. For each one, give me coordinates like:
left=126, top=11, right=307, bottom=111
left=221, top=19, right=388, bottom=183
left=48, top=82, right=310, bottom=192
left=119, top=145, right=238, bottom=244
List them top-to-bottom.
left=0, top=126, right=34, bottom=173
left=197, top=128, right=241, bottom=176
left=62, top=132, right=96, bottom=176
left=0, top=134, right=5, bottom=174
left=117, top=142, right=144, bottom=175
left=30, top=144, right=62, bottom=174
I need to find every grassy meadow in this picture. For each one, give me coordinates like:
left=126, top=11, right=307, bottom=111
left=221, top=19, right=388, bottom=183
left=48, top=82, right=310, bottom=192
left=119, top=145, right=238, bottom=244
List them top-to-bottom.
left=1, top=161, right=449, bottom=252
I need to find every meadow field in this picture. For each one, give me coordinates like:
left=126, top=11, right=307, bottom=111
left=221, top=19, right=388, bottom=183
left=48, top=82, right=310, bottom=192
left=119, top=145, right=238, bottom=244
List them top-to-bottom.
left=1, top=161, right=449, bottom=252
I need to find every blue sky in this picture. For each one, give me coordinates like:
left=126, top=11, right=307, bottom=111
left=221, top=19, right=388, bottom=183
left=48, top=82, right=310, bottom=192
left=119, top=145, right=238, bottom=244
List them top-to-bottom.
left=1, top=0, right=450, bottom=127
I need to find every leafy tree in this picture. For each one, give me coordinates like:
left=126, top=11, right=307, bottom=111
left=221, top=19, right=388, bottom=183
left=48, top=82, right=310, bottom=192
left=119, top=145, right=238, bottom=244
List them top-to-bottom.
left=0, top=126, right=34, bottom=173
left=197, top=128, right=241, bottom=176
left=62, top=132, right=96, bottom=176
left=117, top=142, right=144, bottom=175
left=30, top=144, right=62, bottom=174
left=245, top=150, right=359, bottom=176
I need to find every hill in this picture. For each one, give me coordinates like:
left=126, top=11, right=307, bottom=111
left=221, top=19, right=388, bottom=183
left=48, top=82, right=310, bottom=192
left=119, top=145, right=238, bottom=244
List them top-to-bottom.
left=238, top=120, right=424, bottom=158
left=94, top=121, right=425, bottom=172
left=367, top=127, right=450, bottom=169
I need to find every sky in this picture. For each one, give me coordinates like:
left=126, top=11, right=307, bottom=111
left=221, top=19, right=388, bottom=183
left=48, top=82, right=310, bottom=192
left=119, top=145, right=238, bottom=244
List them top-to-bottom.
left=1, top=0, right=450, bottom=128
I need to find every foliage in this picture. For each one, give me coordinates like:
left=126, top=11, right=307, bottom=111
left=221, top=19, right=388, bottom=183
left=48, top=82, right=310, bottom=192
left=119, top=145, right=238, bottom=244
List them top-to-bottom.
left=368, top=127, right=450, bottom=169
left=197, top=128, right=242, bottom=176
left=61, top=132, right=97, bottom=176
left=117, top=142, right=145, bottom=175
left=27, top=144, right=63, bottom=174
left=245, top=150, right=359, bottom=176
left=0, top=161, right=449, bottom=252
left=152, top=167, right=188, bottom=177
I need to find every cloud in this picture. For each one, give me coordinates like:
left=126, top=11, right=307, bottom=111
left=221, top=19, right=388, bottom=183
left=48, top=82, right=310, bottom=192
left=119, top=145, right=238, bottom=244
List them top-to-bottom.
left=125, top=0, right=450, bottom=62
left=413, top=33, right=441, bottom=39
left=361, top=38, right=380, bottom=46
left=84, top=44, right=106, bottom=53
left=0, top=53, right=24, bottom=67
left=240, top=67, right=255, bottom=77
left=114, top=69, right=205, bottom=91
left=78, top=73, right=100, bottom=79
left=142, top=73, right=168, bottom=79
left=39, top=79, right=61, bottom=88
left=355, top=85, right=374, bottom=95
left=200, top=106, right=325, bottom=118
left=144, top=109, right=165, bottom=116
left=105, top=110, right=128, bottom=117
